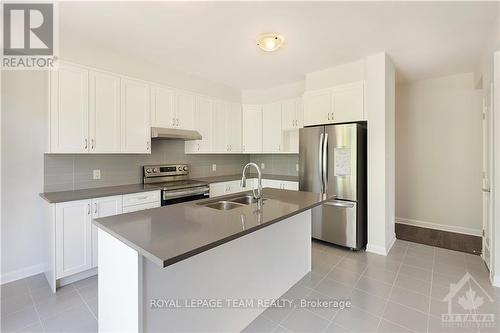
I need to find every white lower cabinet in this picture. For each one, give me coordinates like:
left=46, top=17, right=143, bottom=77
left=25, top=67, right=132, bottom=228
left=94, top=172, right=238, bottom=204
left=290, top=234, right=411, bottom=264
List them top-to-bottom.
left=262, top=179, right=299, bottom=190
left=91, top=195, right=123, bottom=268
left=55, top=199, right=93, bottom=279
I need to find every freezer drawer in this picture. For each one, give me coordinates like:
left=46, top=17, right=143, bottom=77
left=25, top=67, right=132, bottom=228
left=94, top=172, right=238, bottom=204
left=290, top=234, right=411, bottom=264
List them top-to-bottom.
left=312, top=200, right=358, bottom=249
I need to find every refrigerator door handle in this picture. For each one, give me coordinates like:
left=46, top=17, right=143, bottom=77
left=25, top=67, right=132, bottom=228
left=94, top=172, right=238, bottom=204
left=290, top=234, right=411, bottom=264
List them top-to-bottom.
left=318, top=133, right=324, bottom=193
left=322, top=133, right=328, bottom=193
left=324, top=201, right=355, bottom=208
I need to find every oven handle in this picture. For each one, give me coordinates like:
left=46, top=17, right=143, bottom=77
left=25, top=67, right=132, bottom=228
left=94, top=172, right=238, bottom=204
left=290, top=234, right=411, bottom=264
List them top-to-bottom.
left=163, top=186, right=209, bottom=199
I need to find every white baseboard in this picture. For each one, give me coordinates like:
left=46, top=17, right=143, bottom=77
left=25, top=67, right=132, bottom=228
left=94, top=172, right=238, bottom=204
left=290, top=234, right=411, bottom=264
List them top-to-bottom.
left=396, top=217, right=482, bottom=237
left=386, top=234, right=396, bottom=252
left=366, top=243, right=388, bottom=256
left=1, top=263, right=45, bottom=285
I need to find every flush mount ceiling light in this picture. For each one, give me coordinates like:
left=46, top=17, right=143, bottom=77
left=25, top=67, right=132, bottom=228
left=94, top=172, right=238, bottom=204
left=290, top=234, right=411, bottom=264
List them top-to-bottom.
left=256, top=33, right=284, bottom=52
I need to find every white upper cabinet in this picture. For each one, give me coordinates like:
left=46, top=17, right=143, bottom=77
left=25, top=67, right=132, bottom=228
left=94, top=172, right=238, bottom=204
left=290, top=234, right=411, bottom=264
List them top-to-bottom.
left=50, top=63, right=89, bottom=153
left=89, top=71, right=121, bottom=153
left=120, top=78, right=151, bottom=153
left=303, top=81, right=365, bottom=126
left=332, top=81, right=364, bottom=123
left=150, top=85, right=175, bottom=128
left=303, top=88, right=332, bottom=126
left=176, top=91, right=195, bottom=130
left=186, top=95, right=213, bottom=153
left=281, top=98, right=302, bottom=153
left=212, top=100, right=229, bottom=153
left=262, top=102, right=282, bottom=153
left=228, top=103, right=242, bottom=153
left=242, top=104, right=263, bottom=153
left=55, top=199, right=92, bottom=278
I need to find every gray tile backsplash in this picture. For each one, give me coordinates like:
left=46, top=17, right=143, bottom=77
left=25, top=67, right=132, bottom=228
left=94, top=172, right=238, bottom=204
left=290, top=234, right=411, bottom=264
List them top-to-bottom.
left=44, top=140, right=299, bottom=192
left=249, top=154, right=299, bottom=176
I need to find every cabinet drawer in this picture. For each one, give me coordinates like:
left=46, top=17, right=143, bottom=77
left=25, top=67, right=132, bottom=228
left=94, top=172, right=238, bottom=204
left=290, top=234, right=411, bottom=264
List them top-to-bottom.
left=122, top=190, right=160, bottom=207
left=122, top=201, right=160, bottom=213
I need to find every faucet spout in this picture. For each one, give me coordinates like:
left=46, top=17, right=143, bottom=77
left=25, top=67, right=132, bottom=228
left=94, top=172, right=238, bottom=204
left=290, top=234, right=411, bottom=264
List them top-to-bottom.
left=241, top=163, right=263, bottom=201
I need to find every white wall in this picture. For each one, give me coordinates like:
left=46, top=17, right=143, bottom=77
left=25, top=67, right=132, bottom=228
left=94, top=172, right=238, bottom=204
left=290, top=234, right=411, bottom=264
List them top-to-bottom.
left=305, top=59, right=365, bottom=91
left=1, top=71, right=48, bottom=282
left=395, top=73, right=482, bottom=235
left=241, top=81, right=305, bottom=104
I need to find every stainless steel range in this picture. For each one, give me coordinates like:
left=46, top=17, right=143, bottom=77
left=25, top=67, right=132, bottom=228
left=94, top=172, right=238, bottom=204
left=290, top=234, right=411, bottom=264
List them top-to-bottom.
left=143, top=164, right=209, bottom=206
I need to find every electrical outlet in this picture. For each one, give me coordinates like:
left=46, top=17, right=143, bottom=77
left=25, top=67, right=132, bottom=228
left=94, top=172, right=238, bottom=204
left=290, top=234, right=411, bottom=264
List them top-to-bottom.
left=260, top=163, right=265, bottom=170
left=212, top=164, right=217, bottom=172
left=296, top=164, right=299, bottom=172
left=93, top=169, right=101, bottom=180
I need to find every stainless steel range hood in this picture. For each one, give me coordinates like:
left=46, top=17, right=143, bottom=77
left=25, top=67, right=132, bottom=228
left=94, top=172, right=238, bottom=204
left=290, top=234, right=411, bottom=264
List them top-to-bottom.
left=151, top=127, right=202, bottom=141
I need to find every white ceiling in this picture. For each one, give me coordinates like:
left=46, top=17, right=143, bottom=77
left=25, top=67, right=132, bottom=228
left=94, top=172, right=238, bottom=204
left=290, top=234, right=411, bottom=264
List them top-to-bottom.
left=60, top=1, right=498, bottom=89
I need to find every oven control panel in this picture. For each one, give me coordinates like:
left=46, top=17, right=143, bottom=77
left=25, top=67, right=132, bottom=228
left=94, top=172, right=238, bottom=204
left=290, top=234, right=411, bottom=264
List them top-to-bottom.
left=144, top=164, right=189, bottom=178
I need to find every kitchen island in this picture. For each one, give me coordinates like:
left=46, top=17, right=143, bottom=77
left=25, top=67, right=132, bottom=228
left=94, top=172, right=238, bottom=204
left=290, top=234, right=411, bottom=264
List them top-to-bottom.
left=93, top=188, right=329, bottom=332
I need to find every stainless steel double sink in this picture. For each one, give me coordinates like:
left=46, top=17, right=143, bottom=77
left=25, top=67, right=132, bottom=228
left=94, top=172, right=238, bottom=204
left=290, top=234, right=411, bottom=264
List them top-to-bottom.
left=198, top=195, right=265, bottom=211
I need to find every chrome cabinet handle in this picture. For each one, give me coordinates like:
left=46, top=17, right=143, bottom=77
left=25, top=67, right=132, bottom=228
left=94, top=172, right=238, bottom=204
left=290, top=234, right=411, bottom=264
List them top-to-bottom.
left=172, top=118, right=175, bottom=126
left=176, top=118, right=180, bottom=126
left=84, top=138, right=88, bottom=150
left=91, top=139, right=94, bottom=150
left=146, top=141, right=150, bottom=151
left=197, top=143, right=200, bottom=151
left=324, top=201, right=355, bottom=208
left=94, top=202, right=98, bottom=214
left=87, top=203, right=90, bottom=215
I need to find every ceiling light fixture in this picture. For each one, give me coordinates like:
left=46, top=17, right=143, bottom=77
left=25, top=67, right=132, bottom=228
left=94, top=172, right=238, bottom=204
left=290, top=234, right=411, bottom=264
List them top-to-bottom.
left=256, top=33, right=284, bottom=52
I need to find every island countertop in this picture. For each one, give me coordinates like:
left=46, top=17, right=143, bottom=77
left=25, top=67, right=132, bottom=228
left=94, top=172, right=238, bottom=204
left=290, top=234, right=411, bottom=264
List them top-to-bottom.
left=93, top=188, right=330, bottom=268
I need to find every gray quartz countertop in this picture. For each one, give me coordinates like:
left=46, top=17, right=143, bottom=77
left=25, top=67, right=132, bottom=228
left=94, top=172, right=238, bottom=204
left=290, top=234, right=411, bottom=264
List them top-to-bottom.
left=193, top=173, right=299, bottom=183
left=39, top=174, right=298, bottom=203
left=40, top=183, right=162, bottom=204
left=93, top=188, right=329, bottom=268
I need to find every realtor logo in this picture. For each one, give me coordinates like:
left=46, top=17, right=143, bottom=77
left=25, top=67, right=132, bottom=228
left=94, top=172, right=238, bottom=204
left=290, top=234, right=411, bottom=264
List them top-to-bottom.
left=2, top=2, right=57, bottom=69
left=441, top=272, right=495, bottom=328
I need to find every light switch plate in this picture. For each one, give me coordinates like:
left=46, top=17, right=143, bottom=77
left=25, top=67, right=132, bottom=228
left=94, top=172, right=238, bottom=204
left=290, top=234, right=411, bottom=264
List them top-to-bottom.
left=260, top=163, right=265, bottom=170
left=212, top=164, right=217, bottom=172
left=93, top=169, right=101, bottom=180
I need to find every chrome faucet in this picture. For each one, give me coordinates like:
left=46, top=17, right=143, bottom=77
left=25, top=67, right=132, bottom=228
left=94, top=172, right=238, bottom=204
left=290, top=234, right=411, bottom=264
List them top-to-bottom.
left=241, top=162, right=263, bottom=201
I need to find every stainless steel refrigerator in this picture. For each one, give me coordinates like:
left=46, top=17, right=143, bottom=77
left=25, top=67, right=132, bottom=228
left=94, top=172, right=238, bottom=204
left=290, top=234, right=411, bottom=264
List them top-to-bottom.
left=299, top=122, right=367, bottom=250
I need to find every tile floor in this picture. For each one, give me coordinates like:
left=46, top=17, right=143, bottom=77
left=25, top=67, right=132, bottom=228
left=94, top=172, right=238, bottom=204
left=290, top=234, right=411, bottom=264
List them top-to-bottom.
left=2, top=240, right=499, bottom=333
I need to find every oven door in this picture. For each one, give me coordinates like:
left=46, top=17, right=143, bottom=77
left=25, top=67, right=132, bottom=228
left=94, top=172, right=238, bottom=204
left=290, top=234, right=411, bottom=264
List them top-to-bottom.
left=162, top=186, right=209, bottom=206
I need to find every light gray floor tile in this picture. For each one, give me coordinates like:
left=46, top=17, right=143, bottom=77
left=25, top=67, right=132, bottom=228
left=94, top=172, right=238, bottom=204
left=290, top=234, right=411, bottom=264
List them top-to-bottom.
left=405, top=248, right=434, bottom=262
left=403, top=255, right=434, bottom=271
left=336, top=257, right=367, bottom=274
left=366, top=257, right=402, bottom=272
left=434, top=262, right=468, bottom=277
left=399, top=264, right=433, bottom=282
left=363, top=266, right=398, bottom=285
left=326, top=267, right=361, bottom=286
left=296, top=272, right=324, bottom=290
left=25, top=274, right=51, bottom=293
left=395, top=274, right=432, bottom=296
left=71, top=275, right=97, bottom=290
left=355, top=276, right=393, bottom=299
left=314, top=278, right=353, bottom=298
left=1, top=280, right=29, bottom=300
left=76, top=283, right=97, bottom=303
left=31, top=284, right=75, bottom=304
left=282, top=284, right=313, bottom=301
left=389, top=286, right=430, bottom=314
left=349, top=288, right=388, bottom=317
left=35, top=290, right=86, bottom=319
left=303, top=290, right=339, bottom=321
left=1, top=292, right=34, bottom=316
left=85, top=297, right=98, bottom=318
left=383, top=301, right=428, bottom=333
left=41, top=304, right=96, bottom=333
left=262, top=304, right=294, bottom=325
left=1, top=305, right=39, bottom=333
left=333, top=305, right=381, bottom=332
left=281, top=308, right=330, bottom=333
left=243, top=314, right=277, bottom=333
left=427, top=314, right=477, bottom=333
left=377, top=319, right=413, bottom=333
left=15, top=321, right=44, bottom=333
left=325, top=322, right=353, bottom=333
left=272, top=325, right=292, bottom=333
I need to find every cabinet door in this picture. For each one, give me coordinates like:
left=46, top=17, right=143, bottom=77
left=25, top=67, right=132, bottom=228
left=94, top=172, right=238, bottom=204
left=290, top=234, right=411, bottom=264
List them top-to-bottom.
left=50, top=64, right=89, bottom=153
left=89, top=71, right=121, bottom=153
left=120, top=79, right=151, bottom=153
left=332, top=82, right=364, bottom=123
left=151, top=86, right=175, bottom=128
left=303, top=89, right=331, bottom=126
left=176, top=91, right=195, bottom=130
left=186, top=96, right=213, bottom=153
left=295, top=98, right=304, bottom=128
left=281, top=99, right=299, bottom=153
left=281, top=99, right=296, bottom=130
left=212, top=100, right=229, bottom=152
left=262, top=102, right=283, bottom=152
left=228, top=103, right=242, bottom=152
left=242, top=105, right=262, bottom=153
left=262, top=179, right=281, bottom=189
left=282, top=181, right=299, bottom=191
left=91, top=195, right=123, bottom=268
left=55, top=200, right=92, bottom=278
